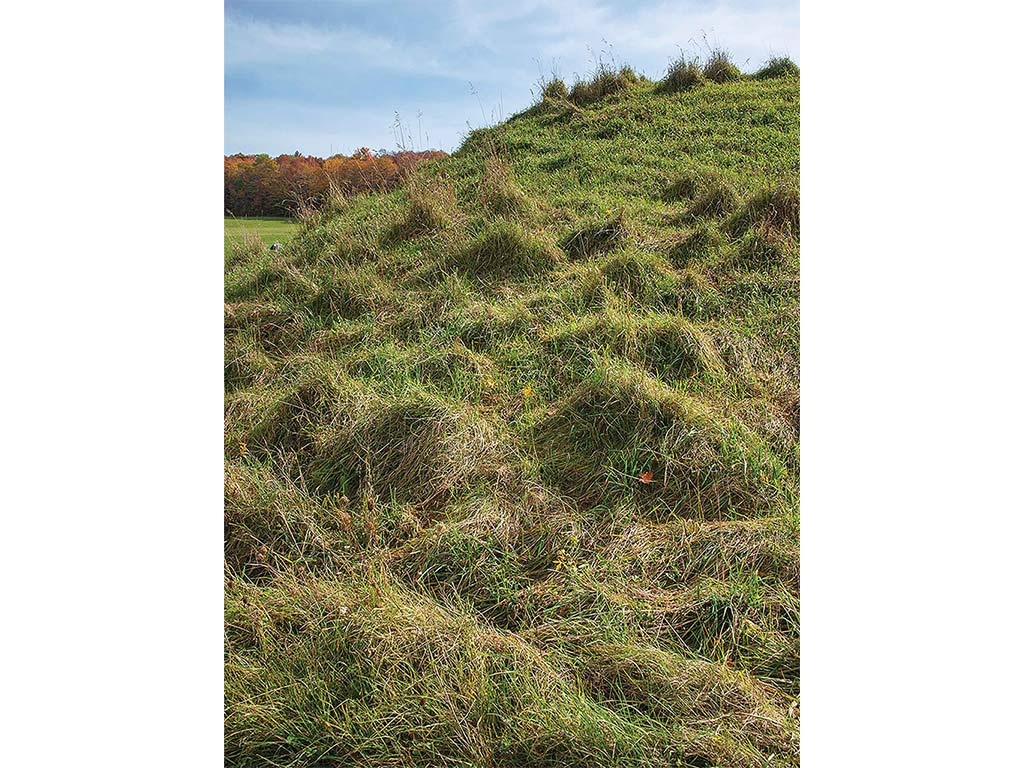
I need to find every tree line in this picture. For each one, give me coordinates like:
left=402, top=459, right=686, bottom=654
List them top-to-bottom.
left=225, top=148, right=446, bottom=217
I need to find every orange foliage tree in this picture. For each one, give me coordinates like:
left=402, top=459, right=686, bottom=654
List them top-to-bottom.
left=224, top=149, right=446, bottom=217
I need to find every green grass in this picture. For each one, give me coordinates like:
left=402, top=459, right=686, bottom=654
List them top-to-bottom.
left=225, top=60, right=799, bottom=768
left=224, top=217, right=299, bottom=254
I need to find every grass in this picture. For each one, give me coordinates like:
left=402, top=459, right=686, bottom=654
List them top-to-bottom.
left=225, top=52, right=799, bottom=768
left=225, top=217, right=299, bottom=255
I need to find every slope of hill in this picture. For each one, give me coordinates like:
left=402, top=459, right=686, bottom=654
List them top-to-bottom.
left=225, top=59, right=799, bottom=768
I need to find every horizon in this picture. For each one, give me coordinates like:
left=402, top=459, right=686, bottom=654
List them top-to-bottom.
left=225, top=0, right=799, bottom=157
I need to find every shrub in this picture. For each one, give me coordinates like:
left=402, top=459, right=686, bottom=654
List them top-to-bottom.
left=703, top=49, right=742, bottom=83
left=756, top=56, right=800, bottom=80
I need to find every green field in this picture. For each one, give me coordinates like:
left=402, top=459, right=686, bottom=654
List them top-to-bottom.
left=226, top=58, right=799, bottom=767
left=224, top=217, right=298, bottom=254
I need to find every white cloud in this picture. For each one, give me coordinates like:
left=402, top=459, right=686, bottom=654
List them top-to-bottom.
left=225, top=1, right=799, bottom=153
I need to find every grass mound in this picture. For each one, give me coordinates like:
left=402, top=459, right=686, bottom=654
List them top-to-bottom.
left=702, top=49, right=743, bottom=83
left=225, top=54, right=800, bottom=767
left=657, top=54, right=704, bottom=93
left=756, top=56, right=800, bottom=79
left=569, top=65, right=641, bottom=106
left=541, top=77, right=569, bottom=104
left=479, top=155, right=533, bottom=218
left=663, top=168, right=716, bottom=201
left=392, top=174, right=458, bottom=238
left=683, top=175, right=741, bottom=220
left=729, top=182, right=800, bottom=238
left=562, top=212, right=630, bottom=258
left=455, top=220, right=561, bottom=277
left=668, top=222, right=727, bottom=267
left=735, top=223, right=797, bottom=270
left=599, top=250, right=680, bottom=306
left=545, top=310, right=725, bottom=381
left=533, top=363, right=778, bottom=516
left=310, top=392, right=506, bottom=505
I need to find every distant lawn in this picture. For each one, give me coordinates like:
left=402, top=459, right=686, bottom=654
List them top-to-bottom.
left=224, top=217, right=298, bottom=254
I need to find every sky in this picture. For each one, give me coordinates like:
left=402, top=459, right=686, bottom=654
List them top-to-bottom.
left=225, top=0, right=799, bottom=157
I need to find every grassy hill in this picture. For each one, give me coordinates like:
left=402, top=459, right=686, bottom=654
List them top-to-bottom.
left=225, top=55, right=799, bottom=768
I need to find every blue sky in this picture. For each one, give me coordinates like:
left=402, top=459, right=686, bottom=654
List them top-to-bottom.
left=225, top=0, right=799, bottom=157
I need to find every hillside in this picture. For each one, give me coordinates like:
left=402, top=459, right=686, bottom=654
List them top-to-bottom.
left=225, top=58, right=800, bottom=768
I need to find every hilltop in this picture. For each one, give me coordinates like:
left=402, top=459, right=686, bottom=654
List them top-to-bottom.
left=225, top=54, right=800, bottom=768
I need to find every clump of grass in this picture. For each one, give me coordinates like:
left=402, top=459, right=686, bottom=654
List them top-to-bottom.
left=702, top=49, right=742, bottom=83
left=657, top=54, right=704, bottom=93
left=756, top=56, right=800, bottom=79
left=569, top=65, right=640, bottom=106
left=542, top=77, right=569, bottom=103
left=479, top=155, right=533, bottom=218
left=663, top=168, right=715, bottom=201
left=394, top=173, right=458, bottom=237
left=683, top=175, right=741, bottom=220
left=728, top=181, right=800, bottom=238
left=562, top=212, right=630, bottom=258
left=454, top=220, right=561, bottom=277
left=668, top=221, right=727, bottom=266
left=735, top=222, right=796, bottom=270
left=226, top=228, right=268, bottom=269
left=599, top=250, right=680, bottom=306
left=305, top=262, right=393, bottom=320
left=451, top=299, right=533, bottom=350
left=545, top=310, right=725, bottom=380
left=637, top=314, right=726, bottom=379
left=224, top=326, right=275, bottom=391
left=533, top=362, right=771, bottom=515
left=309, top=392, right=506, bottom=505
left=225, top=462, right=354, bottom=578
left=395, top=522, right=533, bottom=626
left=225, top=573, right=683, bottom=768
left=578, top=642, right=795, bottom=753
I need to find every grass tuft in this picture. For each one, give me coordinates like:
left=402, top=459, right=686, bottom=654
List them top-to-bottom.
left=702, top=49, right=742, bottom=83
left=657, top=54, right=704, bottom=93
left=756, top=56, right=800, bottom=80
left=569, top=65, right=641, bottom=106
left=543, top=77, right=570, bottom=103
left=479, top=155, right=534, bottom=218
left=394, top=173, right=458, bottom=238
left=683, top=175, right=741, bottom=220
left=728, top=181, right=800, bottom=238
left=562, top=212, right=630, bottom=258
left=455, top=220, right=561, bottom=277
left=668, top=221, right=727, bottom=267
left=735, top=222, right=796, bottom=270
